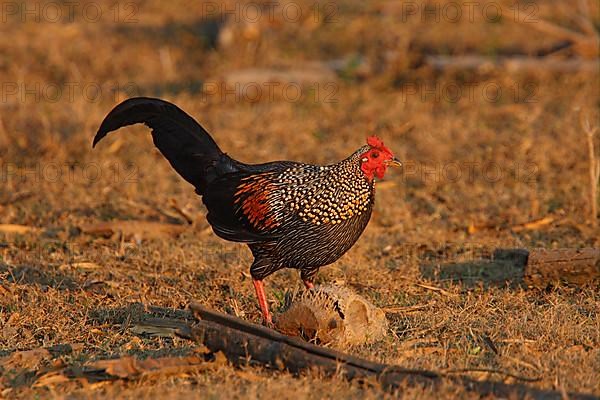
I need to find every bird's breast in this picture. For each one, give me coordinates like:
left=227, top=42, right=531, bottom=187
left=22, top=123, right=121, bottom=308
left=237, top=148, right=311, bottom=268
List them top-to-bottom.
left=278, top=167, right=374, bottom=227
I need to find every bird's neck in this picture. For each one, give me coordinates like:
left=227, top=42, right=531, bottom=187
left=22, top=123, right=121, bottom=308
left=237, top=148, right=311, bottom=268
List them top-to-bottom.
left=330, top=148, right=374, bottom=189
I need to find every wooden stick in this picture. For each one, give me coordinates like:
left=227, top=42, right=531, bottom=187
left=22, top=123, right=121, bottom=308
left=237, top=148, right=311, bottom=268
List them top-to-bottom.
left=425, top=55, right=599, bottom=73
left=427, top=248, right=599, bottom=289
left=493, top=248, right=600, bottom=288
left=523, top=248, right=600, bottom=288
left=188, top=302, right=406, bottom=377
left=180, top=303, right=596, bottom=399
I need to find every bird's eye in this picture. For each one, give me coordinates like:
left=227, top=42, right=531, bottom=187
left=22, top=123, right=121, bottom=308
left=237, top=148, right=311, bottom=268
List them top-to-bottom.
left=371, top=151, right=379, bottom=158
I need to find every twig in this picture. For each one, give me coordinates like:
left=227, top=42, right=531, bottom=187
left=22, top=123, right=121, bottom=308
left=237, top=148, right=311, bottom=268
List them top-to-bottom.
left=575, top=0, right=598, bottom=36
left=510, top=1, right=599, bottom=59
left=524, top=19, right=589, bottom=44
left=579, top=111, right=599, bottom=226
left=0, top=191, right=34, bottom=206
left=120, top=198, right=189, bottom=224
left=168, top=198, right=194, bottom=225
left=511, top=216, right=555, bottom=232
left=0, top=224, right=39, bottom=234
left=413, top=282, right=458, bottom=298
left=381, top=304, right=431, bottom=313
left=409, top=318, right=449, bottom=338
left=496, top=338, right=537, bottom=344
left=502, top=354, right=542, bottom=373
left=443, top=367, right=542, bottom=383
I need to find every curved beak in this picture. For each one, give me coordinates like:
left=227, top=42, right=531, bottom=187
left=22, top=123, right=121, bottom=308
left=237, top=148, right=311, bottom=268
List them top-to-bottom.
left=385, top=157, right=402, bottom=167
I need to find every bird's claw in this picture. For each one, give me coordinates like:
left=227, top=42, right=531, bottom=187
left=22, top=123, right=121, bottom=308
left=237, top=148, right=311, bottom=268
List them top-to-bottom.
left=263, top=319, right=275, bottom=329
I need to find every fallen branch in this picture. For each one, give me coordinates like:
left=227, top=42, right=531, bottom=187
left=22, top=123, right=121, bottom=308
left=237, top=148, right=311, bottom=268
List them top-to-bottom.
left=425, top=55, right=599, bottom=73
left=422, top=248, right=600, bottom=289
left=518, top=248, right=600, bottom=288
left=177, top=303, right=596, bottom=399
left=443, top=367, right=541, bottom=383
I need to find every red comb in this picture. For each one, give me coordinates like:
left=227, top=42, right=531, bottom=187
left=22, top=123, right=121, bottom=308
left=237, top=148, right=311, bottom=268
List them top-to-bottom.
left=367, top=135, right=384, bottom=148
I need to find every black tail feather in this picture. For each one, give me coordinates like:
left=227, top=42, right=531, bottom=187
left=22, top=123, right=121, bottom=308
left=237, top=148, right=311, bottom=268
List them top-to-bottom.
left=94, top=97, right=235, bottom=194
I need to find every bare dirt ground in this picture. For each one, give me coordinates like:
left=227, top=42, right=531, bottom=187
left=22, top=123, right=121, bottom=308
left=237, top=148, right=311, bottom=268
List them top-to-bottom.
left=0, top=1, right=599, bottom=398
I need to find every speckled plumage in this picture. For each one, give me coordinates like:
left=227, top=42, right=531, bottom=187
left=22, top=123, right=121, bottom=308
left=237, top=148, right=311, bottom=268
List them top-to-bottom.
left=94, top=97, right=399, bottom=323
left=232, top=146, right=376, bottom=281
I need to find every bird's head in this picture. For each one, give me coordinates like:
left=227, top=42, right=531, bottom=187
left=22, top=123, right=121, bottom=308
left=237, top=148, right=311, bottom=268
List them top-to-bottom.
left=360, top=136, right=401, bottom=181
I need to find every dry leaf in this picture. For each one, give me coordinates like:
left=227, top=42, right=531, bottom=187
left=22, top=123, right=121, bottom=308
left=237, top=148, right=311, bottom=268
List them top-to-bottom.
left=468, top=216, right=555, bottom=234
left=80, top=220, right=186, bottom=240
left=467, top=222, right=496, bottom=234
left=70, top=262, right=103, bottom=270
left=0, top=284, right=13, bottom=301
left=130, top=324, right=178, bottom=338
left=0, top=348, right=52, bottom=371
left=85, top=354, right=221, bottom=379
left=89, top=357, right=138, bottom=378
left=32, top=371, right=72, bottom=388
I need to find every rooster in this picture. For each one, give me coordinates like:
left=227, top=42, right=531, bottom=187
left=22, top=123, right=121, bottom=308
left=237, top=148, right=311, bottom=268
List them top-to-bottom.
left=93, top=97, right=401, bottom=324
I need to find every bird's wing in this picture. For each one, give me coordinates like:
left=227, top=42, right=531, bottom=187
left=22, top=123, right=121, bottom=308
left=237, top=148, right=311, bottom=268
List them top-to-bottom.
left=201, top=170, right=288, bottom=243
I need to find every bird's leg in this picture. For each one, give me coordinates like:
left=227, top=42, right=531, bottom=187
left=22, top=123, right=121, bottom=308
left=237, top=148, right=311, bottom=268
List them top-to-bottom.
left=301, top=269, right=317, bottom=290
left=252, top=279, right=272, bottom=325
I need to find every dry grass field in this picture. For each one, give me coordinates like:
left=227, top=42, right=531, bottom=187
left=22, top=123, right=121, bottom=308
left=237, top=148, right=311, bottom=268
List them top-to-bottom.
left=1, top=0, right=599, bottom=398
